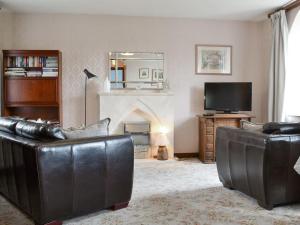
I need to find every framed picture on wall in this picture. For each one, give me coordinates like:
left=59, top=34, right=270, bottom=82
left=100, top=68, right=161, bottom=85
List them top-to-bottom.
left=195, top=45, right=232, bottom=75
left=139, top=68, right=149, bottom=79
left=152, top=69, right=164, bottom=81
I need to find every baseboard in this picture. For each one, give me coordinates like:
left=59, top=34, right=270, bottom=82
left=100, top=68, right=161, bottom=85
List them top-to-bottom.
left=174, top=153, right=198, bottom=158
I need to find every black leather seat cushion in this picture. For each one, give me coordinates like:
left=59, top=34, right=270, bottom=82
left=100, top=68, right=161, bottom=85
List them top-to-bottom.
left=0, top=117, right=24, bottom=134
left=15, top=121, right=66, bottom=140
left=263, top=122, right=300, bottom=134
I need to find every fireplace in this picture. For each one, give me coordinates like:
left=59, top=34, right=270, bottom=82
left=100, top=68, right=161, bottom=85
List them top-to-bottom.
left=98, top=91, right=174, bottom=158
left=124, top=122, right=151, bottom=158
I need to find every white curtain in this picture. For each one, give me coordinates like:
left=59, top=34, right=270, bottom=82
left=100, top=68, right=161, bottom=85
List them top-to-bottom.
left=284, top=7, right=300, bottom=122
left=268, top=10, right=289, bottom=122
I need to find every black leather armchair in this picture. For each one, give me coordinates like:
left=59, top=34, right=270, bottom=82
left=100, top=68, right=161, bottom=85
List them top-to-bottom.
left=0, top=121, right=134, bottom=225
left=216, top=126, right=300, bottom=210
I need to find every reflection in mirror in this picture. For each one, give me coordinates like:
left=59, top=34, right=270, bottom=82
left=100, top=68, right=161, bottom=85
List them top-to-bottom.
left=109, top=52, right=165, bottom=90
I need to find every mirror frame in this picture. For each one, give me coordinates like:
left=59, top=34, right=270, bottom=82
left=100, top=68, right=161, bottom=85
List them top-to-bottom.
left=108, top=52, right=165, bottom=90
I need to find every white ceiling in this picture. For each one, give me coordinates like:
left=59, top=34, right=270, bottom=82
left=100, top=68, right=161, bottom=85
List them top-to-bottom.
left=0, top=0, right=291, bottom=21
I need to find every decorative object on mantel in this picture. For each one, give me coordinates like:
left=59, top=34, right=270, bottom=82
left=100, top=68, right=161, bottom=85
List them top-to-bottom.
left=195, top=45, right=232, bottom=75
left=83, top=69, right=97, bottom=126
left=103, top=76, right=111, bottom=92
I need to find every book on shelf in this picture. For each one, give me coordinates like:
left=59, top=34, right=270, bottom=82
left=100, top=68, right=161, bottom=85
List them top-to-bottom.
left=7, top=56, right=58, bottom=68
left=4, top=67, right=58, bottom=77
left=42, top=67, right=58, bottom=77
left=4, top=68, right=26, bottom=76
left=27, top=71, right=42, bottom=77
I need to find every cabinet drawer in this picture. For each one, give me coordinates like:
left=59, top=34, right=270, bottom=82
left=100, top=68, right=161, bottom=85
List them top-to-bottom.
left=5, top=78, right=58, bottom=105
left=205, top=119, right=214, bottom=127
left=206, top=127, right=214, bottom=135
left=206, top=135, right=214, bottom=144
left=206, top=144, right=213, bottom=151
left=205, top=152, right=214, bottom=160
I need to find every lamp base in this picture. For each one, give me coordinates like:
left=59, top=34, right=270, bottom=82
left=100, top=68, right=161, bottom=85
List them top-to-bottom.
left=157, top=145, right=168, bottom=160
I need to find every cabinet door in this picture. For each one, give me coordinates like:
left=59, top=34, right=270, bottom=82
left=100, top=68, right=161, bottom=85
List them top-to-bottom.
left=5, top=78, right=58, bottom=105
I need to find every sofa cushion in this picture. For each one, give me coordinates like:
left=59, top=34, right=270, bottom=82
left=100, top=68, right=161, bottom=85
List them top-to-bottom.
left=0, top=117, right=25, bottom=134
left=63, top=118, right=111, bottom=139
left=240, top=120, right=263, bottom=132
left=15, top=121, right=66, bottom=140
left=15, top=121, right=45, bottom=139
left=263, top=122, right=300, bottom=134
left=45, top=125, right=66, bottom=140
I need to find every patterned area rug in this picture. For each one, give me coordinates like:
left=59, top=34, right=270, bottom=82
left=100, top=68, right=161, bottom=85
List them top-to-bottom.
left=1, top=159, right=300, bottom=225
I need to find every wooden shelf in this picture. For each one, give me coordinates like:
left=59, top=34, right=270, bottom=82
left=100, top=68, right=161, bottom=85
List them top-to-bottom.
left=2, top=50, right=62, bottom=124
left=3, top=50, right=60, bottom=57
left=4, top=76, right=58, bottom=80
left=5, top=104, right=59, bottom=107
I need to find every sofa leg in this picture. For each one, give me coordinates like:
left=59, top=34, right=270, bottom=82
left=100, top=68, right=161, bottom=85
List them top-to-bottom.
left=223, top=183, right=235, bottom=190
left=258, top=201, right=273, bottom=210
left=111, top=202, right=129, bottom=210
left=35, top=221, right=62, bottom=225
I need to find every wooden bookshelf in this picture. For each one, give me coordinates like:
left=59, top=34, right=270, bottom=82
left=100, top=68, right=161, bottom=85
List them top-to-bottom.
left=2, top=50, right=62, bottom=124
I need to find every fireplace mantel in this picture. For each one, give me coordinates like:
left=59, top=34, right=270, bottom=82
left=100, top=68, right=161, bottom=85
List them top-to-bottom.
left=98, top=91, right=174, bottom=158
left=99, top=91, right=174, bottom=96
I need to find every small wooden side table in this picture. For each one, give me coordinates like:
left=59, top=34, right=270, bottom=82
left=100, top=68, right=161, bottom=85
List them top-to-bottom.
left=197, top=114, right=254, bottom=163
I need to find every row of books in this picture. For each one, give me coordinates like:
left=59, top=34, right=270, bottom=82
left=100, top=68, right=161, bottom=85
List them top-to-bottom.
left=6, top=56, right=58, bottom=68
left=5, top=68, right=58, bottom=77
left=42, top=68, right=58, bottom=77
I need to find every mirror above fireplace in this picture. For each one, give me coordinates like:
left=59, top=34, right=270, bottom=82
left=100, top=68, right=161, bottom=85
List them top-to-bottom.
left=109, top=52, right=165, bottom=90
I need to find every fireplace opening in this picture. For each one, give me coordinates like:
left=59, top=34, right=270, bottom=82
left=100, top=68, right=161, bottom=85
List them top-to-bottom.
left=124, top=122, right=151, bottom=159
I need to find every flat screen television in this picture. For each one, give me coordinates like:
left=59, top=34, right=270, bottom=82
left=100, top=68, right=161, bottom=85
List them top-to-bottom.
left=204, top=82, right=252, bottom=113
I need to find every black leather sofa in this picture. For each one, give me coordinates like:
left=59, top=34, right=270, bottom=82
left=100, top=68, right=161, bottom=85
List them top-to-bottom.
left=0, top=117, right=134, bottom=225
left=216, top=125, right=300, bottom=210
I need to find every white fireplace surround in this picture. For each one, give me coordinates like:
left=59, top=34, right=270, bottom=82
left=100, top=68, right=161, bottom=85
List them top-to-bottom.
left=98, top=91, right=174, bottom=158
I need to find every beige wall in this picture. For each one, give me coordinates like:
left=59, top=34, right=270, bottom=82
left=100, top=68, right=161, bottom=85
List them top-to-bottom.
left=287, top=6, right=300, bottom=29
left=0, top=12, right=14, bottom=110
left=0, top=12, right=13, bottom=50
left=2, top=13, right=271, bottom=153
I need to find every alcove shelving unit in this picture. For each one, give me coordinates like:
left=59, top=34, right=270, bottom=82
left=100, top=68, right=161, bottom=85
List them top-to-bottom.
left=2, top=50, right=62, bottom=124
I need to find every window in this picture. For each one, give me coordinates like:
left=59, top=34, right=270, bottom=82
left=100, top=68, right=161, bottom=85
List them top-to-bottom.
left=284, top=10, right=300, bottom=117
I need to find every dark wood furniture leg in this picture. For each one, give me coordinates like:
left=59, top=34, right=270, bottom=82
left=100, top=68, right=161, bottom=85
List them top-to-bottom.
left=257, top=201, right=274, bottom=210
left=111, top=202, right=129, bottom=210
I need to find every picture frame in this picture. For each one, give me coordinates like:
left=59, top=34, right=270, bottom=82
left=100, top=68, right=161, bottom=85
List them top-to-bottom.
left=195, top=45, right=232, bottom=75
left=139, top=68, right=149, bottom=79
left=152, top=69, right=164, bottom=81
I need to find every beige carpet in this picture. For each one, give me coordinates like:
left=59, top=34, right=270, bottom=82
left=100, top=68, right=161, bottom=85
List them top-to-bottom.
left=1, top=159, right=300, bottom=225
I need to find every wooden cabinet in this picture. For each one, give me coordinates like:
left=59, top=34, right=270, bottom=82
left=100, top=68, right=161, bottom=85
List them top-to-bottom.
left=2, top=50, right=62, bottom=123
left=198, top=114, right=253, bottom=163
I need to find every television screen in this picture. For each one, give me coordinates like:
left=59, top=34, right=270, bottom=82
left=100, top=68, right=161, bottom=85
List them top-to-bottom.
left=204, top=82, right=252, bottom=112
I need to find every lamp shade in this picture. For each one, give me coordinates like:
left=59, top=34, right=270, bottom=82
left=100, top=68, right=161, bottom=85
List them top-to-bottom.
left=83, top=69, right=97, bottom=79
left=152, top=132, right=168, bottom=146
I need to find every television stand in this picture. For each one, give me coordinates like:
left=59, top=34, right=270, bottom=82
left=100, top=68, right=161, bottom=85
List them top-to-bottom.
left=197, top=113, right=254, bottom=163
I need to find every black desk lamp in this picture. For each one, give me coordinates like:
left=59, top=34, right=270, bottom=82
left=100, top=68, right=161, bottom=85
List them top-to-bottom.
left=83, top=69, right=97, bottom=126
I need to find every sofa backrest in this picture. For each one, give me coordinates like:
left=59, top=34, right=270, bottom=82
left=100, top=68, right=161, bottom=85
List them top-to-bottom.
left=0, top=132, right=134, bottom=224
